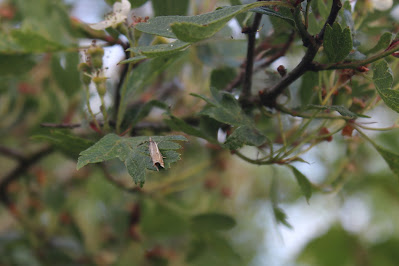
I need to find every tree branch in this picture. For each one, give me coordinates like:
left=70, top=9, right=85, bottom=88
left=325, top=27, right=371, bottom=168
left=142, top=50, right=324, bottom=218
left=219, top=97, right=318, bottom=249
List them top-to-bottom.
left=259, top=0, right=342, bottom=108
left=240, top=12, right=263, bottom=99
left=254, top=31, right=295, bottom=71
left=224, top=32, right=295, bottom=93
left=310, top=42, right=399, bottom=71
left=113, top=45, right=130, bottom=122
left=40, top=123, right=81, bottom=129
left=0, top=146, right=53, bottom=206
left=0, top=146, right=27, bottom=161
left=100, top=163, right=142, bottom=193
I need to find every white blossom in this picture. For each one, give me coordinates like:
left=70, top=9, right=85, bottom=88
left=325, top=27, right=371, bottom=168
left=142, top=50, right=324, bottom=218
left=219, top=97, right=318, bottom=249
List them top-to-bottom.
left=90, top=0, right=131, bottom=30
left=370, top=0, right=393, bottom=11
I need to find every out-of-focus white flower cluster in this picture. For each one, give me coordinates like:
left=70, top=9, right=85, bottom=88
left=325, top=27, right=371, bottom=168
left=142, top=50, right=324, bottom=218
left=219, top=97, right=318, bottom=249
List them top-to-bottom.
left=90, top=0, right=131, bottom=30
left=370, top=0, right=393, bottom=11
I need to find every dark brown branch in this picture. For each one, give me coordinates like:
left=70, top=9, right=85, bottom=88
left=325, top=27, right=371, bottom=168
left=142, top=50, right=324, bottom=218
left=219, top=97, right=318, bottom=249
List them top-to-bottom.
left=260, top=0, right=342, bottom=108
left=318, top=0, right=343, bottom=41
left=241, top=12, right=263, bottom=99
left=70, top=17, right=125, bottom=47
left=255, top=31, right=295, bottom=71
left=224, top=33, right=295, bottom=93
left=309, top=42, right=399, bottom=71
left=260, top=44, right=319, bottom=107
left=113, top=45, right=130, bottom=121
left=40, top=119, right=176, bottom=134
left=40, top=123, right=81, bottom=129
left=0, top=146, right=53, bottom=206
left=0, top=146, right=27, bottom=161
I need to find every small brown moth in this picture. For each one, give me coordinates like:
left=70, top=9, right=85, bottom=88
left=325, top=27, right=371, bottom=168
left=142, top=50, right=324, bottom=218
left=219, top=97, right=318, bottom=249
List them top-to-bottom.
left=148, top=137, right=165, bottom=171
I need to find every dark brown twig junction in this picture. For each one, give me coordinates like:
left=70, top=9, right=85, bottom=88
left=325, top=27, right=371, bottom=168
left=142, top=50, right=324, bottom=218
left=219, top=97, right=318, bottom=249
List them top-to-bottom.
left=259, top=0, right=342, bottom=108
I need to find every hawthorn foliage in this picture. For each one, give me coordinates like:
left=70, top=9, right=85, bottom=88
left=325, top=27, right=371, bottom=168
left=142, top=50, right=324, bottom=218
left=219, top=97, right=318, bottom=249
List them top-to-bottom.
left=1, top=0, right=399, bottom=265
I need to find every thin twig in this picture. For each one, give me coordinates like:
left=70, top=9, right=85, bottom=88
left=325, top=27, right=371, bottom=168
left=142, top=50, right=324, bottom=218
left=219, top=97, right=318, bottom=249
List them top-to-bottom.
left=318, top=0, right=343, bottom=41
left=254, top=31, right=295, bottom=71
left=224, top=33, right=294, bottom=93
left=310, top=43, right=399, bottom=71
left=113, top=46, right=130, bottom=122
left=275, top=104, right=352, bottom=120
left=39, top=119, right=173, bottom=134
left=40, top=123, right=81, bottom=129
left=0, top=146, right=53, bottom=206
left=0, top=146, right=27, bottom=161
left=100, top=163, right=142, bottom=193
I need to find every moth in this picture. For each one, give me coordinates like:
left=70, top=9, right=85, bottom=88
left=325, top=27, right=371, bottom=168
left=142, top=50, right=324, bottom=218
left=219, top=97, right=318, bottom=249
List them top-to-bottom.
left=148, top=137, right=165, bottom=171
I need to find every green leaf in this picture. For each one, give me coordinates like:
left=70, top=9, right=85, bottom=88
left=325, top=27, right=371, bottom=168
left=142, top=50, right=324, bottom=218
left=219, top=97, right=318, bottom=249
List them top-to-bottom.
left=14, top=0, right=75, bottom=47
left=106, top=0, right=148, bottom=8
left=130, top=0, right=148, bottom=8
left=152, top=0, right=190, bottom=16
left=229, top=0, right=246, bottom=27
left=315, top=0, right=330, bottom=23
left=135, top=3, right=277, bottom=42
left=135, top=5, right=246, bottom=41
left=150, top=5, right=243, bottom=41
left=269, top=6, right=295, bottom=31
left=250, top=7, right=295, bottom=26
left=307, top=12, right=323, bottom=35
left=323, top=22, right=352, bottom=63
left=11, top=29, right=66, bottom=53
left=0, top=31, right=23, bottom=54
left=365, top=32, right=393, bottom=55
left=196, top=39, right=247, bottom=68
left=122, top=40, right=190, bottom=63
left=51, top=53, right=81, bottom=97
left=117, top=54, right=184, bottom=130
left=118, top=54, right=147, bottom=64
left=125, top=54, right=183, bottom=95
left=0, top=55, right=36, bottom=76
left=372, top=60, right=399, bottom=113
left=373, top=60, right=394, bottom=90
left=210, top=67, right=237, bottom=90
left=299, top=71, right=319, bottom=106
left=374, top=88, right=399, bottom=113
left=192, top=89, right=268, bottom=149
left=193, top=91, right=248, bottom=126
left=126, top=99, right=169, bottom=127
left=306, top=104, right=369, bottom=119
left=164, top=115, right=212, bottom=141
left=199, top=116, right=223, bottom=141
left=223, top=125, right=268, bottom=150
left=32, top=130, right=94, bottom=159
left=77, top=134, right=188, bottom=186
left=373, top=144, right=399, bottom=178
left=288, top=166, right=312, bottom=203
left=141, top=198, right=189, bottom=237
left=273, top=206, right=292, bottom=229
left=190, top=213, right=236, bottom=232
left=298, top=226, right=358, bottom=266
left=187, top=234, right=241, bottom=265
left=186, top=237, right=207, bottom=262
left=368, top=239, right=399, bottom=265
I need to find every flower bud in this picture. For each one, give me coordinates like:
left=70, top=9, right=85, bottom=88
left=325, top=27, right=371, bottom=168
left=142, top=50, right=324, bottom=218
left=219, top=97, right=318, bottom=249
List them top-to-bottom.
left=87, top=45, right=104, bottom=69
left=78, top=62, right=91, bottom=73
left=277, top=65, right=287, bottom=77
left=82, top=74, right=92, bottom=86
left=93, top=76, right=107, bottom=96
left=342, top=124, right=354, bottom=137
left=319, top=127, right=332, bottom=142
